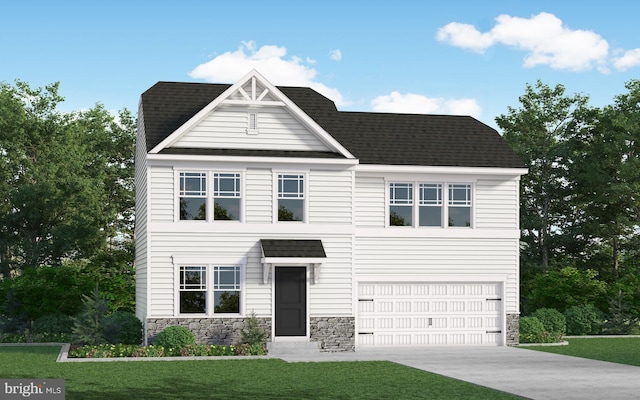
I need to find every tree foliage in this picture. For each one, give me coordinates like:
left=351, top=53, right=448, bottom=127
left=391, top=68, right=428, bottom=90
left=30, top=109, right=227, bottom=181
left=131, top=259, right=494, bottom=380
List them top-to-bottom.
left=0, top=80, right=135, bottom=276
left=496, top=80, right=591, bottom=273
left=499, top=80, right=640, bottom=326
left=527, top=267, right=608, bottom=313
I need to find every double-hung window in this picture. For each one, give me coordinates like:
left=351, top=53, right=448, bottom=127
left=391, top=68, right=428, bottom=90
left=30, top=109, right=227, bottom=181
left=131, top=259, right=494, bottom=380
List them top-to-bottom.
left=178, top=171, right=242, bottom=222
left=179, top=172, right=207, bottom=220
left=213, top=173, right=241, bottom=221
left=277, top=174, right=304, bottom=221
left=388, top=181, right=473, bottom=227
left=389, top=183, right=413, bottom=226
left=419, top=183, right=442, bottom=226
left=448, top=184, right=472, bottom=227
left=178, top=264, right=242, bottom=315
left=179, top=266, right=207, bottom=313
left=212, top=266, right=241, bottom=313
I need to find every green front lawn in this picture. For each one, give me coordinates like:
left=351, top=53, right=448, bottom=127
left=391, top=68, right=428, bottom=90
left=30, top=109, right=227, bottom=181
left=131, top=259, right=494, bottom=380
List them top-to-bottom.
left=521, top=337, right=640, bottom=367
left=0, top=346, right=523, bottom=400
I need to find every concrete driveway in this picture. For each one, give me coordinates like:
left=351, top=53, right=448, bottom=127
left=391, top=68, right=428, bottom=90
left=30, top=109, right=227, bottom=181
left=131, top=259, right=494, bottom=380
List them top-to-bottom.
left=277, top=346, right=640, bottom=400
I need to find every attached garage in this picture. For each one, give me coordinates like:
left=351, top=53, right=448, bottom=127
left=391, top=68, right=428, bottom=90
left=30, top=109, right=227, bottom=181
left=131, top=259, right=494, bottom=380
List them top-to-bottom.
left=357, top=282, right=503, bottom=346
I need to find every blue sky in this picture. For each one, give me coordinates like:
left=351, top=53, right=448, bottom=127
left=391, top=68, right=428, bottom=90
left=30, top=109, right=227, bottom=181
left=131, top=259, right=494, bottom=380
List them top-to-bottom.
left=2, top=1, right=639, bottom=130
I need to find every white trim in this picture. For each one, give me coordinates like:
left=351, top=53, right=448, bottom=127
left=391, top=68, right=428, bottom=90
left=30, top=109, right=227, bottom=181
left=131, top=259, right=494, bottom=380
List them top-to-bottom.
left=148, top=153, right=359, bottom=167
left=358, top=164, right=527, bottom=176
left=149, top=221, right=356, bottom=235
left=354, top=227, right=520, bottom=239
left=262, top=257, right=326, bottom=265
left=261, top=259, right=325, bottom=285
left=356, top=274, right=507, bottom=283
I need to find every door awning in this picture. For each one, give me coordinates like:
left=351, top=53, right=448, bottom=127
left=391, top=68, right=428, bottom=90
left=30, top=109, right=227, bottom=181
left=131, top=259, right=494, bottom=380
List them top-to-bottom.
left=260, top=239, right=326, bottom=284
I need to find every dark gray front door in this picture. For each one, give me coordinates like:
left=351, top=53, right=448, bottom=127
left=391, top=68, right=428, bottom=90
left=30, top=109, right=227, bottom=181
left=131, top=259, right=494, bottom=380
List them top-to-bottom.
left=275, top=267, right=307, bottom=336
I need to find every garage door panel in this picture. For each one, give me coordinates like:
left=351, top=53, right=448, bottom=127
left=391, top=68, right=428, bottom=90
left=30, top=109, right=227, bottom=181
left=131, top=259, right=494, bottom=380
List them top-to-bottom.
left=358, top=282, right=503, bottom=346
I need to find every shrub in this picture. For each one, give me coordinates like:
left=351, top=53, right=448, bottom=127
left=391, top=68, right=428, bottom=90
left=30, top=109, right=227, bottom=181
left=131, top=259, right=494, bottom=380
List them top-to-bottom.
left=0, top=263, right=94, bottom=321
left=72, top=287, right=109, bottom=345
left=564, top=304, right=603, bottom=335
left=531, top=308, right=566, bottom=338
left=104, top=311, right=143, bottom=344
left=240, top=312, right=266, bottom=345
left=0, top=314, right=29, bottom=335
left=32, top=314, right=74, bottom=336
left=519, top=316, right=545, bottom=343
left=154, top=326, right=195, bottom=355
left=235, top=342, right=267, bottom=356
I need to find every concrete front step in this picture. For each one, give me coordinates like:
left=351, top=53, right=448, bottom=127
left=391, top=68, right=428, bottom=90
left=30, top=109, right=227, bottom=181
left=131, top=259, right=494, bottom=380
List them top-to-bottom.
left=267, top=341, right=320, bottom=355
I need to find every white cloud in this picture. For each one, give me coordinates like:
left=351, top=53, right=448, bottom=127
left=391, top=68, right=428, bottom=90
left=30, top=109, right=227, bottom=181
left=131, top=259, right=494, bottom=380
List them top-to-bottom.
left=437, top=12, right=610, bottom=72
left=436, top=22, right=494, bottom=53
left=189, top=41, right=349, bottom=106
left=613, top=48, right=640, bottom=71
left=329, top=49, right=342, bottom=62
left=371, top=92, right=482, bottom=118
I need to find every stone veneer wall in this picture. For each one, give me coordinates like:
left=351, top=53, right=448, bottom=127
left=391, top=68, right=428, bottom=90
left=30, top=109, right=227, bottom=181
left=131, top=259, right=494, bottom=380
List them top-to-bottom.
left=506, top=313, right=519, bottom=346
left=146, top=317, right=272, bottom=345
left=309, top=317, right=355, bottom=352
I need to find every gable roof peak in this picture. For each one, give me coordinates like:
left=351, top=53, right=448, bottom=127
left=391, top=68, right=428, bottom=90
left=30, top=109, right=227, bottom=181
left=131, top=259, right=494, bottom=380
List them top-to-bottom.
left=146, top=70, right=355, bottom=159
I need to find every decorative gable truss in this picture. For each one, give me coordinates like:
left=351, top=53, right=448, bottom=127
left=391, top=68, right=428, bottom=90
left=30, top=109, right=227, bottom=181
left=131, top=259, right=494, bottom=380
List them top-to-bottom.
left=149, top=70, right=356, bottom=159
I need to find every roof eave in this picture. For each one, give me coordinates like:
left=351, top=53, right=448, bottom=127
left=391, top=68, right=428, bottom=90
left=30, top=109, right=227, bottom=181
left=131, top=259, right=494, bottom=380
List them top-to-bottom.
left=146, top=153, right=359, bottom=166
left=355, top=164, right=528, bottom=176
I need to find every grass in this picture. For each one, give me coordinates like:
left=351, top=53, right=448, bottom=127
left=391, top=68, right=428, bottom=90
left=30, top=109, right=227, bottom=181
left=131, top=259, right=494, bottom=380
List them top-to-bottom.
left=521, top=337, right=640, bottom=367
left=0, top=345, right=524, bottom=400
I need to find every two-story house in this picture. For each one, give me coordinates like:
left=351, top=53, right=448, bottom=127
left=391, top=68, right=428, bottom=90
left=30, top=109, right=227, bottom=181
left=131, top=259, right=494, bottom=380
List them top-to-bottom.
left=135, top=70, right=527, bottom=351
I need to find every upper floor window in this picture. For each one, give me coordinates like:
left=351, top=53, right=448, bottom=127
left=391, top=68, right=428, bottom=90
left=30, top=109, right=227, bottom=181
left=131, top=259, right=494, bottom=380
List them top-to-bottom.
left=178, top=171, right=242, bottom=222
left=179, top=172, right=207, bottom=220
left=213, top=173, right=241, bottom=221
left=277, top=174, right=304, bottom=222
left=388, top=181, right=473, bottom=228
left=389, top=183, right=413, bottom=226
left=419, top=183, right=442, bottom=227
left=448, top=184, right=472, bottom=227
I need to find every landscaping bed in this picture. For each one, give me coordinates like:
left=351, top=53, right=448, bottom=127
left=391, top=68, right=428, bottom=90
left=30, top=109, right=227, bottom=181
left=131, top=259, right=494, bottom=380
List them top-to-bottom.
left=68, top=342, right=266, bottom=358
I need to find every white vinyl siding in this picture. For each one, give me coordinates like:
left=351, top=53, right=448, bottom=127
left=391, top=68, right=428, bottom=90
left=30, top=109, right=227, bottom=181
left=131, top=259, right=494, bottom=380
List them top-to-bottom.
left=170, top=106, right=331, bottom=152
left=134, top=107, right=149, bottom=321
left=149, top=167, right=174, bottom=222
left=244, top=169, right=273, bottom=223
left=308, top=170, right=353, bottom=224
left=354, top=176, right=386, bottom=227
left=475, top=178, right=519, bottom=229
left=147, top=233, right=353, bottom=317
left=308, top=235, right=353, bottom=316
left=355, top=237, right=519, bottom=313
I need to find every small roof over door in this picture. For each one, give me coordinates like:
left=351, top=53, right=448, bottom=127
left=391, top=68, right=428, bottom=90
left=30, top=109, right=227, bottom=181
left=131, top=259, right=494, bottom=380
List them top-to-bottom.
left=260, top=239, right=326, bottom=284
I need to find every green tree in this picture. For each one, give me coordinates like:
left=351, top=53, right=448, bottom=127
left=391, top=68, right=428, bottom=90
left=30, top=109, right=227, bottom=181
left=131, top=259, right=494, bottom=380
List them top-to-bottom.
left=566, top=80, right=640, bottom=279
left=0, top=81, right=135, bottom=276
left=496, top=81, right=591, bottom=276
left=526, top=267, right=608, bottom=313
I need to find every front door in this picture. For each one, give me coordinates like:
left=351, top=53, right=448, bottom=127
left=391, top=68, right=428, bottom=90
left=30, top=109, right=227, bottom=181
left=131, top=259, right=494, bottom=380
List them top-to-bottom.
left=275, top=267, right=307, bottom=336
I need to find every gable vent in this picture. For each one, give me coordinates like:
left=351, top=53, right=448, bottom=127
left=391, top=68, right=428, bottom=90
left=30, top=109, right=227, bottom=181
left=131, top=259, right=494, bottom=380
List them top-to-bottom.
left=247, top=112, right=258, bottom=134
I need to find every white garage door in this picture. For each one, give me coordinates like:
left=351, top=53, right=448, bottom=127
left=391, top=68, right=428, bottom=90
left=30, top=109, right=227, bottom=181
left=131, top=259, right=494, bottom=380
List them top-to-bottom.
left=357, top=282, right=503, bottom=346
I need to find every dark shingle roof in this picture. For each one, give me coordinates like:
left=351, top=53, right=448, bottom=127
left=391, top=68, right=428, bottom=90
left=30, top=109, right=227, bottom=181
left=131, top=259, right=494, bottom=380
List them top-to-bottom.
left=140, top=82, right=525, bottom=168
left=260, top=239, right=326, bottom=258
